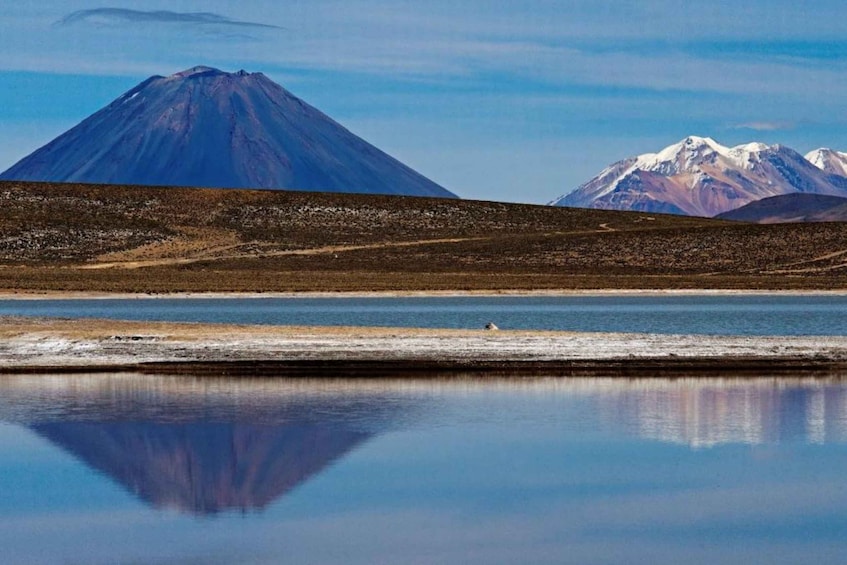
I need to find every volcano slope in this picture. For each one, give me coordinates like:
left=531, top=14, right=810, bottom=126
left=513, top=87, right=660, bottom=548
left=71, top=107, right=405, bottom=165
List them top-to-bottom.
left=1, top=180, right=847, bottom=293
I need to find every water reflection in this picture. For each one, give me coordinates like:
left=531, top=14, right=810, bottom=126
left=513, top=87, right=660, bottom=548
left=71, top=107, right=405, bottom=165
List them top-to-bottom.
left=2, top=374, right=847, bottom=517
left=2, top=374, right=847, bottom=565
left=0, top=375, right=415, bottom=515
left=585, top=378, right=847, bottom=447
left=30, top=422, right=369, bottom=514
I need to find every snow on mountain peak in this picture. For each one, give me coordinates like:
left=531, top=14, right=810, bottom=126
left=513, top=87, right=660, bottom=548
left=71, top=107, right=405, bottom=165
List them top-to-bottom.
left=630, top=136, right=730, bottom=179
left=657, top=136, right=726, bottom=157
left=684, top=136, right=724, bottom=149
left=731, top=142, right=770, bottom=153
left=806, top=148, right=847, bottom=177
left=807, top=148, right=828, bottom=164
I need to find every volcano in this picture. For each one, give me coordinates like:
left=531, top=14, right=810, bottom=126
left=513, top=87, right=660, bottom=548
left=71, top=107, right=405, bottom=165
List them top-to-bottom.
left=0, top=66, right=455, bottom=198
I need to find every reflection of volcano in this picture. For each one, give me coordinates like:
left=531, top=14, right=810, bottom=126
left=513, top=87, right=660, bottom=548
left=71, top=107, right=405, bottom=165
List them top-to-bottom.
left=0, top=375, right=411, bottom=515
left=32, top=421, right=369, bottom=515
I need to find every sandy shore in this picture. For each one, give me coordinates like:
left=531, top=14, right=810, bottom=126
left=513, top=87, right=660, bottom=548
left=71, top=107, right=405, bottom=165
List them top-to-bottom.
left=2, top=316, right=847, bottom=376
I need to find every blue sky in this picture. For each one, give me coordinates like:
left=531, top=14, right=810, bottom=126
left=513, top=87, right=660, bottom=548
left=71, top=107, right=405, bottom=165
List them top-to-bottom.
left=2, top=1, right=847, bottom=203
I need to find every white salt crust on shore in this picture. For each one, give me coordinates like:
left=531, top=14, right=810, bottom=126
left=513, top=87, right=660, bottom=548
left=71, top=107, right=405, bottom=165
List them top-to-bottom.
left=2, top=323, right=846, bottom=368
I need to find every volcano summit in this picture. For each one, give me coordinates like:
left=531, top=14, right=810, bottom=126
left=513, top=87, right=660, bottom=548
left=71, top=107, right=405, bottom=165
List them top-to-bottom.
left=0, top=66, right=455, bottom=198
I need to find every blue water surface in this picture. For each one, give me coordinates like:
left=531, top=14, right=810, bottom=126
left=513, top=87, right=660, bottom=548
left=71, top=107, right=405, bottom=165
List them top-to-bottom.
left=1, top=294, right=846, bottom=335
left=0, top=375, right=846, bottom=565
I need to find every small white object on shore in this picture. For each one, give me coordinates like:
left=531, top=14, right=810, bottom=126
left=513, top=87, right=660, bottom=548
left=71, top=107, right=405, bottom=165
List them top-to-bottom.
left=484, top=322, right=499, bottom=331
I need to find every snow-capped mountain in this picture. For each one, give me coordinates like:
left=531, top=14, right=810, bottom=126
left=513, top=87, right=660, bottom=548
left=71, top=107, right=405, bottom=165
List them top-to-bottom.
left=0, top=66, right=456, bottom=198
left=551, top=136, right=847, bottom=216
left=806, top=148, right=847, bottom=177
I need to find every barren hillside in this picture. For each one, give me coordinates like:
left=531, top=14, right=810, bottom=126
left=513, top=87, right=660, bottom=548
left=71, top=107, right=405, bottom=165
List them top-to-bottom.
left=1, top=181, right=846, bottom=292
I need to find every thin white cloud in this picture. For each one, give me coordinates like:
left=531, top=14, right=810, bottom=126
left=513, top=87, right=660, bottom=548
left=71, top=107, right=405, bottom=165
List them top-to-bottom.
left=56, top=8, right=282, bottom=30
left=733, top=121, right=797, bottom=131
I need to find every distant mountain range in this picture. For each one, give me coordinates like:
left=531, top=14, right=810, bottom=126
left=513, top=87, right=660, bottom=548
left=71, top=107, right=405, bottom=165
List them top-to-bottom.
left=0, top=66, right=456, bottom=198
left=3, top=69, right=845, bottom=220
left=551, top=136, right=847, bottom=217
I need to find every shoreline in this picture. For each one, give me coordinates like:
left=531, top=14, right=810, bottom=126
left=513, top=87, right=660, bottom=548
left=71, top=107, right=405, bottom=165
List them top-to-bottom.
left=2, top=288, right=847, bottom=300
left=2, top=316, right=847, bottom=377
left=6, top=357, right=847, bottom=378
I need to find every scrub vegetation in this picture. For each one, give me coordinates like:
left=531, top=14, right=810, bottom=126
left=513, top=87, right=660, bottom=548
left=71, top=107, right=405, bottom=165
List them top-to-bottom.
left=1, top=180, right=847, bottom=292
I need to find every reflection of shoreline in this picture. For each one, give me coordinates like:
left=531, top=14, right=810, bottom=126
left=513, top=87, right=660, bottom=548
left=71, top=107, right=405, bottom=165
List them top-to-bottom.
left=7, top=359, right=847, bottom=378
left=0, top=374, right=418, bottom=425
left=588, top=380, right=847, bottom=447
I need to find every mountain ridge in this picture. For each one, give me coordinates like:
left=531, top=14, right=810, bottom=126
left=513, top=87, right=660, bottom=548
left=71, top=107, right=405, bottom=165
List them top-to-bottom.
left=552, top=136, right=847, bottom=217
left=716, top=193, right=847, bottom=223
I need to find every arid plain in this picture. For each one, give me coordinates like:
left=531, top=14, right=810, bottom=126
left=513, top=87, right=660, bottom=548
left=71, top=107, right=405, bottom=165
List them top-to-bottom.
left=2, top=180, right=847, bottom=294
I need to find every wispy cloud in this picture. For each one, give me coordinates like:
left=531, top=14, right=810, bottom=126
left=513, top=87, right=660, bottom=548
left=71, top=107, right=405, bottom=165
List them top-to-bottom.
left=55, top=8, right=282, bottom=30
left=733, top=121, right=797, bottom=131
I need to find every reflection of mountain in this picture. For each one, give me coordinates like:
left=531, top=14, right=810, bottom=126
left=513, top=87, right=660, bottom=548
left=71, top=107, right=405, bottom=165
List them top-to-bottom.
left=4, top=373, right=847, bottom=515
left=0, top=375, right=410, bottom=515
left=593, top=380, right=847, bottom=448
left=32, top=421, right=369, bottom=515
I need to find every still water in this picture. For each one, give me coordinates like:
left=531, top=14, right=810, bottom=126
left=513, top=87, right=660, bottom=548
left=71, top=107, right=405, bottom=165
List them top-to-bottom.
left=1, top=294, right=847, bottom=335
left=1, top=374, right=846, bottom=564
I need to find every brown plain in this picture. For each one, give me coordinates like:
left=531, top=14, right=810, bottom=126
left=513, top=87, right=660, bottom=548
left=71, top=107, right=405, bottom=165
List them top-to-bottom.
left=1, top=180, right=847, bottom=293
